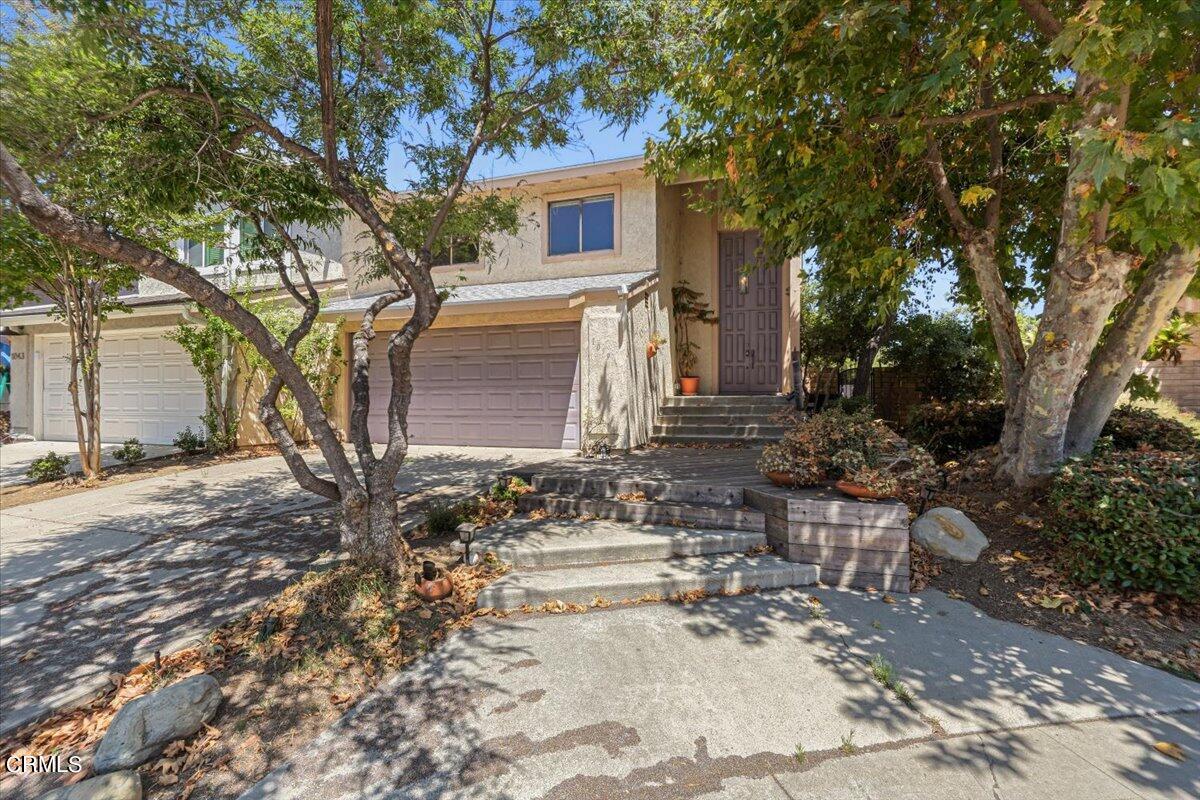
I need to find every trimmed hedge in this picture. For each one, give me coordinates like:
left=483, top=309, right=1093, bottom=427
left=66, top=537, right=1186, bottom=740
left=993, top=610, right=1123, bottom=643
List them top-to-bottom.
left=905, top=401, right=1199, bottom=459
left=1048, top=450, right=1199, bottom=600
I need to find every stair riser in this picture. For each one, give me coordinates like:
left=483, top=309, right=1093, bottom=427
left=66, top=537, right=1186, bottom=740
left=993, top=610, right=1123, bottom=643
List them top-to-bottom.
left=662, top=399, right=789, bottom=410
left=657, top=412, right=787, bottom=424
left=651, top=424, right=786, bottom=436
left=650, top=434, right=781, bottom=444
left=530, top=476, right=744, bottom=506
left=517, top=495, right=765, bottom=532
left=488, top=531, right=767, bottom=569
left=475, top=562, right=819, bottom=610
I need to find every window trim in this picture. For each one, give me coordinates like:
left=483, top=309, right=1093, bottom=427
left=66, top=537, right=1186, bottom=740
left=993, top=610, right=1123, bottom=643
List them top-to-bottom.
left=541, top=185, right=622, bottom=263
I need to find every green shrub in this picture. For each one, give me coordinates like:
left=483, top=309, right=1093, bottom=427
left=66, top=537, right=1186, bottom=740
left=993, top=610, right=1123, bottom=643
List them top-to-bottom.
left=883, top=312, right=999, bottom=402
left=827, top=395, right=874, bottom=415
left=904, top=400, right=1005, bottom=458
left=904, top=402, right=1198, bottom=459
left=1101, top=406, right=1199, bottom=453
left=173, top=426, right=206, bottom=454
left=112, top=438, right=145, bottom=465
left=1048, top=450, right=1199, bottom=600
left=28, top=451, right=70, bottom=483
left=490, top=476, right=530, bottom=503
left=424, top=503, right=463, bottom=535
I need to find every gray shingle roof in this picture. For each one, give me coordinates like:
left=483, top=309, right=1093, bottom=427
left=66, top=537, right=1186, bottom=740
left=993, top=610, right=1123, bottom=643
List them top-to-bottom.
left=323, top=270, right=658, bottom=315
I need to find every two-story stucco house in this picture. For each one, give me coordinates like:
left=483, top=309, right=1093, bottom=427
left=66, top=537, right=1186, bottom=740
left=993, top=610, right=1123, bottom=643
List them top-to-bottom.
left=2, top=155, right=801, bottom=453
left=323, top=155, right=803, bottom=452
left=1, top=219, right=344, bottom=446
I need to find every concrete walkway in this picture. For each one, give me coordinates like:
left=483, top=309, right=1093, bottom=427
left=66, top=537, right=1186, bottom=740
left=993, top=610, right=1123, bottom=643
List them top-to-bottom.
left=0, top=439, right=178, bottom=486
left=0, top=445, right=569, bottom=734
left=243, top=588, right=1200, bottom=800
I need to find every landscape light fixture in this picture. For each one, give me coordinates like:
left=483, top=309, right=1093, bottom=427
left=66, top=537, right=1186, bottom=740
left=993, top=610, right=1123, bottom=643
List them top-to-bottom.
left=457, top=522, right=480, bottom=566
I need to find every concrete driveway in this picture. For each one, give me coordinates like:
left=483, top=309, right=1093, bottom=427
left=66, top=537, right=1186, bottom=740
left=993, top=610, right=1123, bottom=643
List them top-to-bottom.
left=0, top=439, right=178, bottom=486
left=0, top=445, right=569, bottom=734
left=244, top=588, right=1200, bottom=800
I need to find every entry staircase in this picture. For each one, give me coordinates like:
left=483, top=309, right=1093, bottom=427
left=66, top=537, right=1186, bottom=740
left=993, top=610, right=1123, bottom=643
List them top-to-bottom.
left=649, top=395, right=789, bottom=445
left=468, top=470, right=819, bottom=611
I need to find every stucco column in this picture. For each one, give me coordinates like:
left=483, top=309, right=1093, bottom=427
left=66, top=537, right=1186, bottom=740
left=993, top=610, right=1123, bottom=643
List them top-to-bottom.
left=581, top=302, right=634, bottom=450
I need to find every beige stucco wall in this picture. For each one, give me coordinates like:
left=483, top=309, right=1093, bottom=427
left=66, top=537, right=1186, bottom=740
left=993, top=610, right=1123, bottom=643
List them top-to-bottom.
left=341, top=169, right=660, bottom=297
left=671, top=184, right=722, bottom=394
left=578, top=286, right=671, bottom=450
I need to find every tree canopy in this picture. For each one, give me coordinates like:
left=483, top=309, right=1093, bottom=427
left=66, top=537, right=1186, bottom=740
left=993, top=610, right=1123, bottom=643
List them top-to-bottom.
left=652, top=0, right=1200, bottom=483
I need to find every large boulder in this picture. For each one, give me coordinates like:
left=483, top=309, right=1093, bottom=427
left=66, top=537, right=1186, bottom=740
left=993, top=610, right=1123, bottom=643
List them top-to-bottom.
left=911, top=507, right=988, bottom=563
left=92, top=674, right=222, bottom=773
left=37, top=771, right=141, bottom=800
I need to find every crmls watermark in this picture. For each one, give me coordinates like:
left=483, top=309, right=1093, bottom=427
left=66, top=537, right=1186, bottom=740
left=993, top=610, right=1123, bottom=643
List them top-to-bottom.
left=5, top=754, right=85, bottom=774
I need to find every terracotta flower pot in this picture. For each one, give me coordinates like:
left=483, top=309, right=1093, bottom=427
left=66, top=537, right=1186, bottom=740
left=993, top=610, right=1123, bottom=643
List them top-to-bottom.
left=647, top=342, right=660, bottom=359
left=679, top=376, right=701, bottom=396
left=765, top=471, right=807, bottom=488
left=835, top=480, right=895, bottom=500
left=414, top=575, right=454, bottom=601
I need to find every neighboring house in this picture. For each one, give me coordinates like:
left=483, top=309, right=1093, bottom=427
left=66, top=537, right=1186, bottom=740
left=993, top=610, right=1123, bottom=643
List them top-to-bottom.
left=324, top=155, right=805, bottom=451
left=0, top=219, right=344, bottom=445
left=1144, top=295, right=1200, bottom=413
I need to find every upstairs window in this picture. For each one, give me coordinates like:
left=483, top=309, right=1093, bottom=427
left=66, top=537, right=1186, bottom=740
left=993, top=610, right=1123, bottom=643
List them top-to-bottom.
left=547, top=194, right=615, bottom=256
left=184, top=235, right=225, bottom=269
left=430, top=237, right=480, bottom=267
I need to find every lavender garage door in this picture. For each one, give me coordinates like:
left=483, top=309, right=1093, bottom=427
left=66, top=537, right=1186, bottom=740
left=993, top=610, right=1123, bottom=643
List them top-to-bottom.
left=367, top=323, right=581, bottom=449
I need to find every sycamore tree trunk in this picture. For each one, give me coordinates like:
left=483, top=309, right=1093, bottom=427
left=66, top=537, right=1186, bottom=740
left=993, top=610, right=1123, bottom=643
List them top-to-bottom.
left=1000, top=79, right=1135, bottom=485
left=1065, top=245, right=1199, bottom=455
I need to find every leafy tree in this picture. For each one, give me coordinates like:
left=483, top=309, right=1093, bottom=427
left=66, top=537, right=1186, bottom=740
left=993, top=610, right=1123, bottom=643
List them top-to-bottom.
left=0, top=0, right=663, bottom=568
left=652, top=0, right=1200, bottom=485
left=0, top=212, right=135, bottom=479
left=882, top=312, right=1000, bottom=403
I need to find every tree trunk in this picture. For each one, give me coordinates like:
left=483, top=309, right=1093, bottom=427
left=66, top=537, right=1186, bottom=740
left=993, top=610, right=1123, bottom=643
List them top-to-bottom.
left=1002, top=79, right=1135, bottom=485
left=965, top=235, right=1026, bottom=411
left=1064, top=245, right=1199, bottom=455
left=851, top=314, right=894, bottom=398
left=339, top=485, right=400, bottom=570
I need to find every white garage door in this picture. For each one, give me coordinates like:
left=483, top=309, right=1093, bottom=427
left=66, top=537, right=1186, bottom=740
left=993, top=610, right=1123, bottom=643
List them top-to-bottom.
left=368, top=322, right=580, bottom=449
left=41, top=330, right=206, bottom=445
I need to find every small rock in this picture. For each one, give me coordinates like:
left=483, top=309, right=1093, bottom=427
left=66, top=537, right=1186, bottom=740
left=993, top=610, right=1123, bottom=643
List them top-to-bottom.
left=911, top=507, right=988, bottom=563
left=92, top=675, right=222, bottom=773
left=37, top=771, right=141, bottom=800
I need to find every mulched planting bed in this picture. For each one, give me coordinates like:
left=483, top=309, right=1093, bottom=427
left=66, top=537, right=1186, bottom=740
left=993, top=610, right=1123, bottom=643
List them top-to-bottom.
left=909, top=451, right=1199, bottom=682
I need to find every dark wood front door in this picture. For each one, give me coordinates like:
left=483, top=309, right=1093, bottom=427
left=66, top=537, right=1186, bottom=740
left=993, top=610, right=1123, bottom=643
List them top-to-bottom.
left=718, top=231, right=781, bottom=394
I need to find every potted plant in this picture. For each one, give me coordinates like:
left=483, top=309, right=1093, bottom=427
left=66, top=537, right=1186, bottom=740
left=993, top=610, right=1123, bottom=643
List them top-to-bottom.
left=672, top=281, right=717, bottom=395
left=647, top=331, right=666, bottom=359
left=756, top=405, right=936, bottom=498
left=414, top=559, right=454, bottom=601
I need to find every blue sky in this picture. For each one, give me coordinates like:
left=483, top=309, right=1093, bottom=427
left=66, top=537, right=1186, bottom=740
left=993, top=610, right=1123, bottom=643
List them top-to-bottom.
left=385, top=106, right=672, bottom=186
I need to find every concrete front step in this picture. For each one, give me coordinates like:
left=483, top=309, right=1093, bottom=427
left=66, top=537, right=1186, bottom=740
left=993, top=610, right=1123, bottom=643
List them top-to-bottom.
left=662, top=394, right=788, bottom=406
left=655, top=409, right=791, bottom=422
left=651, top=423, right=786, bottom=437
left=649, top=432, right=780, bottom=444
left=530, top=475, right=744, bottom=506
left=517, top=493, right=766, bottom=532
left=462, top=516, right=765, bottom=568
left=475, top=553, right=819, bottom=609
